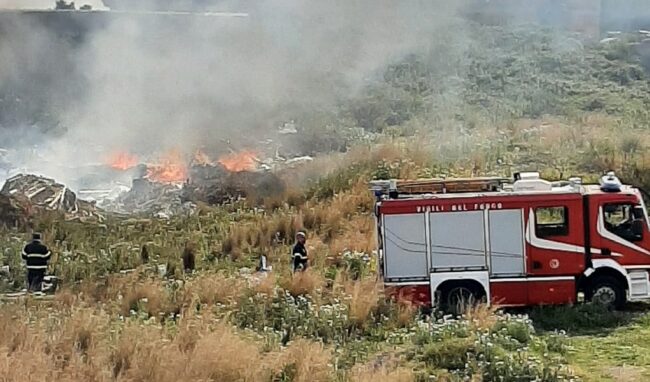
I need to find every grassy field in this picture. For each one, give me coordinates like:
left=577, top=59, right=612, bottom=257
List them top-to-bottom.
left=1, top=136, right=649, bottom=381
left=525, top=304, right=650, bottom=381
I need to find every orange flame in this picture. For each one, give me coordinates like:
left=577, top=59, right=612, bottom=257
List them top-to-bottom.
left=146, top=149, right=188, bottom=184
left=218, top=150, right=258, bottom=172
left=107, top=151, right=139, bottom=170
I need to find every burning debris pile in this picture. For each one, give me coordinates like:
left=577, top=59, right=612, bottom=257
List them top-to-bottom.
left=0, top=148, right=299, bottom=222
left=100, top=149, right=285, bottom=217
left=97, top=150, right=192, bottom=217
left=182, top=150, right=285, bottom=204
left=183, top=161, right=285, bottom=205
left=0, top=174, right=102, bottom=224
left=104, top=178, right=194, bottom=218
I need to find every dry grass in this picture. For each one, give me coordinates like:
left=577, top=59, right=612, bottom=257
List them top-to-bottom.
left=329, top=183, right=374, bottom=217
left=223, top=213, right=304, bottom=255
left=328, top=216, right=376, bottom=259
left=280, top=269, right=326, bottom=298
left=186, top=272, right=246, bottom=306
left=252, top=272, right=277, bottom=296
left=338, top=278, right=382, bottom=327
left=119, top=279, right=171, bottom=318
left=54, top=288, right=79, bottom=308
left=395, top=300, right=417, bottom=328
left=0, top=302, right=335, bottom=382
left=464, top=303, right=499, bottom=332
left=0, top=305, right=30, bottom=353
left=0, top=306, right=112, bottom=382
left=183, top=324, right=271, bottom=381
left=280, top=339, right=333, bottom=382
left=608, top=365, right=645, bottom=382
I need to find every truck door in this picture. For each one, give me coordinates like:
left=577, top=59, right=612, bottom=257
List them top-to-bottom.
left=526, top=200, right=585, bottom=277
left=594, top=201, right=650, bottom=264
left=488, top=209, right=528, bottom=305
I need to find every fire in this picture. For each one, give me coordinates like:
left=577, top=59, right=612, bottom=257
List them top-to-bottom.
left=146, top=150, right=188, bottom=184
left=218, top=150, right=258, bottom=172
left=108, top=151, right=139, bottom=170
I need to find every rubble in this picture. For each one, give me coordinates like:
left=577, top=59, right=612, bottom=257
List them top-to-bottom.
left=599, top=37, right=618, bottom=44
left=278, top=120, right=298, bottom=135
left=0, top=150, right=307, bottom=220
left=285, top=156, right=313, bottom=167
left=99, top=161, right=285, bottom=216
left=183, top=162, right=285, bottom=204
left=0, top=174, right=102, bottom=222
left=103, top=177, right=195, bottom=217
left=0, top=193, right=26, bottom=227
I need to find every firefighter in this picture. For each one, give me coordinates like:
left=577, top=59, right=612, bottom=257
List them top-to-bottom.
left=291, top=231, right=308, bottom=273
left=21, top=233, right=51, bottom=292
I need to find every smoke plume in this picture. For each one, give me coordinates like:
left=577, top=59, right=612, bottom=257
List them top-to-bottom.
left=0, top=0, right=463, bottom=186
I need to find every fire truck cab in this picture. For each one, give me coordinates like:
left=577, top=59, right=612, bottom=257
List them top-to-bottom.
left=371, top=172, right=650, bottom=310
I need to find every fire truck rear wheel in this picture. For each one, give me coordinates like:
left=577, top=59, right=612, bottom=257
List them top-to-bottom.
left=587, top=276, right=625, bottom=309
left=441, top=284, right=486, bottom=315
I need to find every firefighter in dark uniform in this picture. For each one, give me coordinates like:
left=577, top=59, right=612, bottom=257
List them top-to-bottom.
left=292, top=231, right=308, bottom=273
left=21, top=233, right=51, bottom=292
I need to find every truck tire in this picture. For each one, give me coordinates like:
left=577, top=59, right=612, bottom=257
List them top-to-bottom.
left=587, top=276, right=625, bottom=310
left=440, top=284, right=485, bottom=315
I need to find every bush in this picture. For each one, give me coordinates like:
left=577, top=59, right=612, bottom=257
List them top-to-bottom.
left=233, top=291, right=351, bottom=345
left=529, top=303, right=628, bottom=334
left=408, top=312, right=575, bottom=381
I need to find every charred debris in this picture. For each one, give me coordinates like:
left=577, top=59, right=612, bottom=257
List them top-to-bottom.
left=0, top=153, right=305, bottom=224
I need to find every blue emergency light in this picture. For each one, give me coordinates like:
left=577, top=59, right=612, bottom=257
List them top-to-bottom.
left=600, top=171, right=622, bottom=192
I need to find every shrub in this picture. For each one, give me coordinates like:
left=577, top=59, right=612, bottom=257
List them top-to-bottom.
left=234, top=291, right=351, bottom=345
left=529, top=303, right=627, bottom=334
left=408, top=311, right=575, bottom=381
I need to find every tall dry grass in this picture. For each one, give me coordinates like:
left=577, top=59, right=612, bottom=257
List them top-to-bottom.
left=222, top=213, right=304, bottom=255
left=280, top=269, right=326, bottom=298
left=185, top=272, right=246, bottom=306
left=252, top=272, right=277, bottom=296
left=333, top=276, right=382, bottom=328
left=119, top=279, right=172, bottom=318
left=395, top=300, right=417, bottom=328
left=0, top=303, right=336, bottom=382
left=464, top=303, right=500, bottom=332
left=278, top=339, right=333, bottom=382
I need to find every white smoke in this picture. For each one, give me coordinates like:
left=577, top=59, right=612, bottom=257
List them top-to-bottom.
left=0, top=1, right=465, bottom=188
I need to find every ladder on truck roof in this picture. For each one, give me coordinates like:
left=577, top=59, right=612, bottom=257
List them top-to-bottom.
left=370, top=177, right=510, bottom=196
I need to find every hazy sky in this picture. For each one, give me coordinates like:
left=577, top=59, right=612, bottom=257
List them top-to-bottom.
left=0, top=0, right=108, bottom=10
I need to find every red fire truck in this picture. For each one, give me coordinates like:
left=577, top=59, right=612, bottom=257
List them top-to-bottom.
left=371, top=172, right=650, bottom=311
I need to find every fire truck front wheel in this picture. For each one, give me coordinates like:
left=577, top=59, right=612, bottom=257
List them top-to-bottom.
left=587, top=276, right=626, bottom=309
